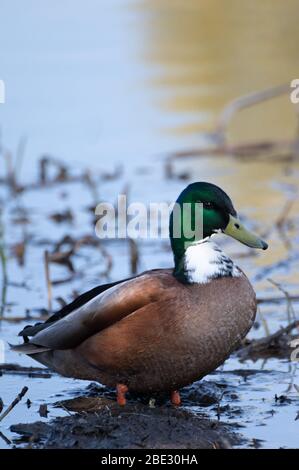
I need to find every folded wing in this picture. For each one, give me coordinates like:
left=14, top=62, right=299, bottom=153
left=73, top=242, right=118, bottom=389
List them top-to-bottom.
left=14, top=270, right=175, bottom=351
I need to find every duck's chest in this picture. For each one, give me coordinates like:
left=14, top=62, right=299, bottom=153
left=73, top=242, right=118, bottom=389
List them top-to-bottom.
left=129, top=275, right=257, bottom=392
left=176, top=275, right=257, bottom=363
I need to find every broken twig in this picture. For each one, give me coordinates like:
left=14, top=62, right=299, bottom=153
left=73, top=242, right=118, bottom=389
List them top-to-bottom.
left=0, top=386, right=28, bottom=422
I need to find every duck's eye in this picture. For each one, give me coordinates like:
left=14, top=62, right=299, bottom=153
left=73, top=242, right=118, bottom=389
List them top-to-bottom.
left=203, top=201, right=214, bottom=209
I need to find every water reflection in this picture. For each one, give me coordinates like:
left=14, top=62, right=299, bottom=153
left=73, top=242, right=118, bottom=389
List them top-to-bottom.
left=138, top=0, right=299, bottom=274
left=140, top=0, right=299, bottom=140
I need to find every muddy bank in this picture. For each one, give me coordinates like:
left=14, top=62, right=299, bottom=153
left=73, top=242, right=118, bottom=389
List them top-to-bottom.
left=10, top=381, right=245, bottom=449
left=10, top=401, right=242, bottom=449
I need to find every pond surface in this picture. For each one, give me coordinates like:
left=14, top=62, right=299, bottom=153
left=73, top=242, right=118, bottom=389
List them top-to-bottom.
left=0, top=0, right=299, bottom=449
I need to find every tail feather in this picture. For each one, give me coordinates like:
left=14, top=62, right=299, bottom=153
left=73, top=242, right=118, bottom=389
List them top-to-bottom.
left=9, top=343, right=51, bottom=355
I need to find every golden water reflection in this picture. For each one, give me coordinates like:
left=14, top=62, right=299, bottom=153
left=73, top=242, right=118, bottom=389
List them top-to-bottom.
left=138, top=0, right=299, bottom=275
left=140, top=0, right=299, bottom=139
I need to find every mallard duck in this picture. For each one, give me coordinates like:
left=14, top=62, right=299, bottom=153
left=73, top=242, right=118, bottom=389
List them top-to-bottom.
left=12, top=182, right=267, bottom=406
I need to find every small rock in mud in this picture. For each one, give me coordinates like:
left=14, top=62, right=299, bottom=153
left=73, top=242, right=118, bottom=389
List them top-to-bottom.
left=181, top=381, right=224, bottom=406
left=274, top=394, right=292, bottom=405
left=38, top=404, right=49, bottom=418
left=11, top=421, right=49, bottom=444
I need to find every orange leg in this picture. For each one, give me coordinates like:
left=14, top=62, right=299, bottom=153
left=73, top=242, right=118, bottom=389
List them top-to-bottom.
left=116, top=383, right=129, bottom=406
left=170, top=390, right=181, bottom=406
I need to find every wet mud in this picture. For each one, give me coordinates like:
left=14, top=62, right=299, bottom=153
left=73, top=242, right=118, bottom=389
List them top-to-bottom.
left=10, top=381, right=245, bottom=449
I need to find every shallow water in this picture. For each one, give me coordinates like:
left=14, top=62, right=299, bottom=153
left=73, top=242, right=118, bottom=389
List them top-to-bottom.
left=0, top=0, right=299, bottom=448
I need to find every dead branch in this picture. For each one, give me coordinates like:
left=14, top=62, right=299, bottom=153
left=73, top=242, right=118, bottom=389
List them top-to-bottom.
left=167, top=83, right=299, bottom=164
left=216, top=83, right=291, bottom=140
left=169, top=139, right=295, bottom=161
left=275, top=198, right=296, bottom=229
left=268, top=279, right=297, bottom=323
left=257, top=295, right=299, bottom=305
left=0, top=314, right=49, bottom=323
left=237, top=320, right=299, bottom=360
left=0, top=363, right=52, bottom=378
left=0, top=386, right=28, bottom=422
left=0, top=430, right=11, bottom=445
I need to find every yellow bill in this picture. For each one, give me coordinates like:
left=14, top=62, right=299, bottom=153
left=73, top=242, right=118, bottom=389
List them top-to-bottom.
left=223, top=215, right=268, bottom=250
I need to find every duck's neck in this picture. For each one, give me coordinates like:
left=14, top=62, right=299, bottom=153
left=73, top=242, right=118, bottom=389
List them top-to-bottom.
left=173, top=238, right=241, bottom=284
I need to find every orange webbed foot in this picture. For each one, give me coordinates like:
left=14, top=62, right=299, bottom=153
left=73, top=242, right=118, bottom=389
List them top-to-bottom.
left=116, top=383, right=129, bottom=406
left=170, top=390, right=181, bottom=406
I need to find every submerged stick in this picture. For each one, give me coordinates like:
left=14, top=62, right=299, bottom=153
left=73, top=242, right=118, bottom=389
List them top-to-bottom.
left=275, top=198, right=296, bottom=229
left=0, top=215, right=7, bottom=317
left=128, top=238, right=139, bottom=275
left=44, top=250, right=53, bottom=313
left=268, top=279, right=297, bottom=324
left=258, top=306, right=270, bottom=337
left=0, top=386, right=28, bottom=423
left=0, top=430, right=11, bottom=445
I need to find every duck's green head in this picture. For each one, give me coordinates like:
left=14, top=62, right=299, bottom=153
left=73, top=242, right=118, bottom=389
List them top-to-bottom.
left=170, top=182, right=268, bottom=270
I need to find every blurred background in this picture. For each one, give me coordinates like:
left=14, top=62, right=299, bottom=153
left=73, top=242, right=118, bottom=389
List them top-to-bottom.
left=0, top=0, right=299, bottom=449
left=1, top=0, right=299, bottom=164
